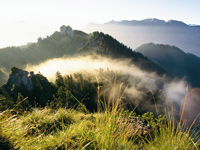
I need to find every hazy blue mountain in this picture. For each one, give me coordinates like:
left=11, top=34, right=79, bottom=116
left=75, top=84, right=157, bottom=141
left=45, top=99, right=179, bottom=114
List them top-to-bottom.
left=83, top=19, right=200, bottom=57
left=106, top=19, right=189, bottom=27
left=135, top=43, right=200, bottom=87
left=187, top=53, right=200, bottom=64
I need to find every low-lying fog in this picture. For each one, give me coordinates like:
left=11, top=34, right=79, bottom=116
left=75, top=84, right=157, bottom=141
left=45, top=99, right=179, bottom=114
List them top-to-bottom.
left=26, top=56, right=188, bottom=115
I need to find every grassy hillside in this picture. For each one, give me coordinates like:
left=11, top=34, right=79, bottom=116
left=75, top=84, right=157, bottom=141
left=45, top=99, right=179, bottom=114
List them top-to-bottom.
left=0, top=71, right=199, bottom=149
left=0, top=103, right=199, bottom=149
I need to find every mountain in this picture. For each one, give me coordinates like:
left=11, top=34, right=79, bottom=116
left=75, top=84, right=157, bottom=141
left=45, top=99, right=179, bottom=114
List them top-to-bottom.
left=106, top=18, right=188, bottom=27
left=83, top=19, right=200, bottom=57
left=0, top=26, right=166, bottom=85
left=0, top=26, right=89, bottom=85
left=78, top=32, right=166, bottom=74
left=135, top=43, right=200, bottom=87
left=187, top=52, right=200, bottom=64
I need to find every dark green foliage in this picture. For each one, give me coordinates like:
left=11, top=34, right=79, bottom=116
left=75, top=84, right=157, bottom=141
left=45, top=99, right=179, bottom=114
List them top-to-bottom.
left=79, top=32, right=142, bottom=58
left=10, top=67, right=21, bottom=75
left=1, top=68, right=56, bottom=111
left=1, top=68, right=98, bottom=112
left=0, top=71, right=7, bottom=86
left=55, top=71, right=65, bottom=87
left=31, top=73, right=55, bottom=107
left=51, top=73, right=97, bottom=112
left=72, top=73, right=97, bottom=111
left=10, top=82, right=29, bottom=101
left=52, top=86, right=73, bottom=108
left=0, top=87, right=14, bottom=111
left=14, top=93, right=30, bottom=112
left=141, top=112, right=167, bottom=129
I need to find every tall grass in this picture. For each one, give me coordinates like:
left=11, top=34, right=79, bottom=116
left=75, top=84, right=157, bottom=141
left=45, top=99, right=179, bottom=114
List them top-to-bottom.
left=0, top=84, right=199, bottom=149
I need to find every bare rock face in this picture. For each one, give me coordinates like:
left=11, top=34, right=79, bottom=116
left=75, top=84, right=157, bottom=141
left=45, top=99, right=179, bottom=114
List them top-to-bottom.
left=60, top=25, right=74, bottom=37
left=3, top=67, right=53, bottom=107
left=6, top=67, right=34, bottom=91
left=180, top=88, right=200, bottom=127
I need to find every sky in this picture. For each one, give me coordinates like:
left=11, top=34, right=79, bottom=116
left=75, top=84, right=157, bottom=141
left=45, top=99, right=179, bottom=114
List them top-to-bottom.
left=0, top=0, right=200, bottom=47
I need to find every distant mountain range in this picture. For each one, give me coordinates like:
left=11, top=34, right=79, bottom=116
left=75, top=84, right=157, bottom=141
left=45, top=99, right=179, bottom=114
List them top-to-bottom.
left=83, top=18, right=200, bottom=57
left=106, top=18, right=200, bottom=27
left=135, top=43, right=200, bottom=87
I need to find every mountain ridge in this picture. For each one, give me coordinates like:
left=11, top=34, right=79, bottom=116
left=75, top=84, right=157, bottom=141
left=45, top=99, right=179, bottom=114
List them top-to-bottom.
left=83, top=18, right=200, bottom=57
left=105, top=18, right=191, bottom=27
left=85, top=19, right=200, bottom=27
left=135, top=43, right=200, bottom=87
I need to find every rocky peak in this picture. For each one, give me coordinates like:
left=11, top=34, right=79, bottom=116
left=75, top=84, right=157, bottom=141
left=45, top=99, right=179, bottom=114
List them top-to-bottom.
left=142, top=18, right=166, bottom=25
left=167, top=20, right=187, bottom=27
left=60, top=25, right=74, bottom=36
left=3, top=67, right=54, bottom=107
left=5, top=67, right=49, bottom=92
left=6, top=67, right=34, bottom=91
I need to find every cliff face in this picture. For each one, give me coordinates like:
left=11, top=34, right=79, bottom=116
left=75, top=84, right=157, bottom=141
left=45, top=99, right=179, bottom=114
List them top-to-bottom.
left=60, top=25, right=74, bottom=36
left=3, top=67, right=54, bottom=107
left=6, top=67, right=34, bottom=91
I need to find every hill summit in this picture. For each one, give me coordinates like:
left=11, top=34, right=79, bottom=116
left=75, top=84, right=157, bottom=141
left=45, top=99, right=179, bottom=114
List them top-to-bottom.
left=60, top=25, right=74, bottom=36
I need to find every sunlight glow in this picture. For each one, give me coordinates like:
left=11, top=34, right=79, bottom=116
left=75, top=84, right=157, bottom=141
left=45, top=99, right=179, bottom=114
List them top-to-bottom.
left=0, top=0, right=200, bottom=48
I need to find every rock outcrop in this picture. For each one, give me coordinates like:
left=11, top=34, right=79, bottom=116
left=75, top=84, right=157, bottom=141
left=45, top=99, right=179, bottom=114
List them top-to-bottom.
left=60, top=25, right=74, bottom=37
left=3, top=67, right=54, bottom=107
left=5, top=67, right=34, bottom=91
left=118, top=117, right=152, bottom=138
